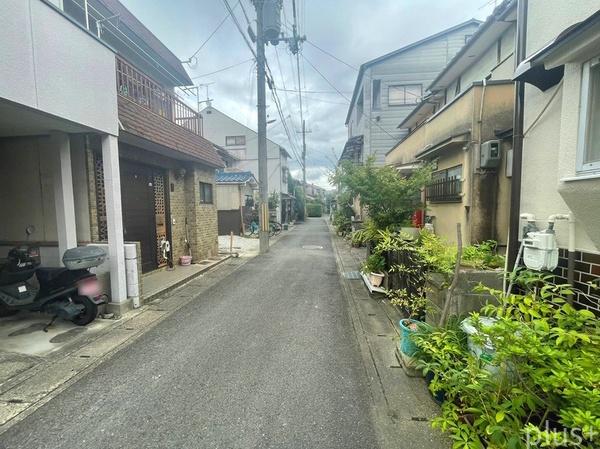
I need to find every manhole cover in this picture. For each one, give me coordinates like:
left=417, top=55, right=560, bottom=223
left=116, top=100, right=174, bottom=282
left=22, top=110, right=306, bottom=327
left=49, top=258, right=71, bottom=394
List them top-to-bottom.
left=302, top=245, right=323, bottom=250
left=343, top=271, right=361, bottom=280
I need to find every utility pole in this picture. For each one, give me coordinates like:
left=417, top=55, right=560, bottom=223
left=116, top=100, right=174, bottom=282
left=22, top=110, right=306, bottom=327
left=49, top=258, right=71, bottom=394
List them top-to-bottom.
left=253, top=0, right=269, bottom=254
left=288, top=0, right=307, bottom=217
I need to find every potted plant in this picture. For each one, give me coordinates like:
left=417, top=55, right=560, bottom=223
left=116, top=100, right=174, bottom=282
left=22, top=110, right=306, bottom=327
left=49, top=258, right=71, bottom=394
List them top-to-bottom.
left=362, top=253, right=386, bottom=287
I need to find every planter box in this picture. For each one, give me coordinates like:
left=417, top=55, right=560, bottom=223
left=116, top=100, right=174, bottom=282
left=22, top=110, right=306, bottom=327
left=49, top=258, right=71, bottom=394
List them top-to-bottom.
left=425, top=269, right=502, bottom=325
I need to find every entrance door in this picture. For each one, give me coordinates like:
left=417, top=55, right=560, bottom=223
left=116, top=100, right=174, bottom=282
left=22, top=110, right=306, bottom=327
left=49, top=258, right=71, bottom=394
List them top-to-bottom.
left=120, top=161, right=165, bottom=273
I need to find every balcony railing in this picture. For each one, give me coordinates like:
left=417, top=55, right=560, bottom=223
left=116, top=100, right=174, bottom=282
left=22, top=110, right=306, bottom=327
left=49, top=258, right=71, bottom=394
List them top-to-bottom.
left=116, top=57, right=202, bottom=136
left=426, top=176, right=462, bottom=203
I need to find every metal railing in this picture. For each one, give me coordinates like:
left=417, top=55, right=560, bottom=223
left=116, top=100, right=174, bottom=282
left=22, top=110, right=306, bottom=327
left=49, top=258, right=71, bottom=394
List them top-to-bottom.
left=116, top=57, right=202, bottom=136
left=426, top=176, right=462, bottom=203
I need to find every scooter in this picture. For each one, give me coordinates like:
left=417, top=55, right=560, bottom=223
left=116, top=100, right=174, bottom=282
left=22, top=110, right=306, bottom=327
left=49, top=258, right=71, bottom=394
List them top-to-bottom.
left=0, top=227, right=107, bottom=329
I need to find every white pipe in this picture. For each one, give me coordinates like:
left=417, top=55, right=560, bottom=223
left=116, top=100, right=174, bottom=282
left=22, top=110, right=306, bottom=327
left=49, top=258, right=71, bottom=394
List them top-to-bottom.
left=520, top=212, right=536, bottom=222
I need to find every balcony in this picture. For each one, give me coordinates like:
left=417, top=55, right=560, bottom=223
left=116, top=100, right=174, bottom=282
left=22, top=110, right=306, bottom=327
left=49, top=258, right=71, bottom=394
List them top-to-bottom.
left=116, top=57, right=202, bottom=136
left=386, top=82, right=514, bottom=166
left=426, top=176, right=462, bottom=203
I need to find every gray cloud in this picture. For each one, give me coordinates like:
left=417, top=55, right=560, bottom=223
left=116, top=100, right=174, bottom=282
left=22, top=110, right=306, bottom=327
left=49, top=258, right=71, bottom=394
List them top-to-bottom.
left=121, top=0, right=496, bottom=188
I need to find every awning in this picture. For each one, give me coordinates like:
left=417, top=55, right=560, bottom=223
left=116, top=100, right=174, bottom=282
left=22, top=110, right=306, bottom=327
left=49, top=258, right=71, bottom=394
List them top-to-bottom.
left=513, top=9, right=600, bottom=91
left=415, top=132, right=470, bottom=160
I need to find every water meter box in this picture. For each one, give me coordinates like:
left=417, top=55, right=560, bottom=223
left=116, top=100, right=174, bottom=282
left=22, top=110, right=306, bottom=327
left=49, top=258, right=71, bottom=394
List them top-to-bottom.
left=480, top=140, right=501, bottom=168
left=522, top=231, right=559, bottom=271
left=62, top=246, right=107, bottom=270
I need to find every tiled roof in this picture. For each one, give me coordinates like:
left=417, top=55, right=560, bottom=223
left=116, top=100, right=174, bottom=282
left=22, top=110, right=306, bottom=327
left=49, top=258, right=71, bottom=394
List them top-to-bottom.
left=98, top=0, right=192, bottom=85
left=215, top=170, right=256, bottom=184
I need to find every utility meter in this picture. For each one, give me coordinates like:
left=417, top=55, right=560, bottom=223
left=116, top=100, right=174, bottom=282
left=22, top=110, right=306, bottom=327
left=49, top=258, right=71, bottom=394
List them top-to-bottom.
left=480, top=140, right=502, bottom=168
left=523, top=231, right=559, bottom=271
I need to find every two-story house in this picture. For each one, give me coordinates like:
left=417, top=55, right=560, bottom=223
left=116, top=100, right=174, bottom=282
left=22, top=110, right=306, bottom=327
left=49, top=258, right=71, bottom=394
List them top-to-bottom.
left=0, top=0, right=224, bottom=314
left=386, top=0, right=517, bottom=246
left=512, top=1, right=600, bottom=313
left=340, top=19, right=481, bottom=167
left=200, top=105, right=290, bottom=223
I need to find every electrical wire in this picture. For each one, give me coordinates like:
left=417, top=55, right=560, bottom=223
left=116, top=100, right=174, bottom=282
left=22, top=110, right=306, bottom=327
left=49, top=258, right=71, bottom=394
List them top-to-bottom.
left=186, top=1, right=240, bottom=62
left=300, top=53, right=399, bottom=141
left=191, top=58, right=254, bottom=79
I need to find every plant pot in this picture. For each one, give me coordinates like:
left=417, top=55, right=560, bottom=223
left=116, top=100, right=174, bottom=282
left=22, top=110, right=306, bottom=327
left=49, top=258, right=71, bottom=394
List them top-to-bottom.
left=179, top=255, right=192, bottom=266
left=369, top=272, right=385, bottom=287
left=398, top=318, right=422, bottom=356
left=425, top=371, right=446, bottom=404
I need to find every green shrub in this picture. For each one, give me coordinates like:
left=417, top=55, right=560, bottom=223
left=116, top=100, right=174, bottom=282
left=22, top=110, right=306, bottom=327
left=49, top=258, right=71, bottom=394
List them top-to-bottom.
left=306, top=203, right=322, bottom=217
left=362, top=253, right=385, bottom=274
left=414, top=272, right=600, bottom=449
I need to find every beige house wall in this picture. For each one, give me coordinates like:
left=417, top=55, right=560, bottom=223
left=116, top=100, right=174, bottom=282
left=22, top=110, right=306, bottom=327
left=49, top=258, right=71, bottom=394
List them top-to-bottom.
left=519, top=0, right=600, bottom=252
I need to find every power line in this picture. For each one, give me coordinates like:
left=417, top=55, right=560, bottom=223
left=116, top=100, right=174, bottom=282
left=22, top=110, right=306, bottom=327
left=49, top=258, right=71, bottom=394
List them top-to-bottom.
left=220, top=0, right=257, bottom=59
left=186, top=1, right=240, bottom=62
left=305, top=39, right=359, bottom=71
left=300, top=53, right=400, bottom=141
left=191, top=58, right=254, bottom=79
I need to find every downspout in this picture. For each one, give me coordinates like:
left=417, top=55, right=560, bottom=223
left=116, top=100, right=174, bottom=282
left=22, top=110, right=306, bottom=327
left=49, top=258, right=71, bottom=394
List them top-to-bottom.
left=507, top=0, right=528, bottom=271
left=547, top=214, right=576, bottom=303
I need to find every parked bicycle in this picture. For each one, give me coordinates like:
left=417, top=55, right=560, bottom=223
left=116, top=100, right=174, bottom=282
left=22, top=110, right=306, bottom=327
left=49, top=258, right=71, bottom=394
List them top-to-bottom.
left=243, top=220, right=282, bottom=237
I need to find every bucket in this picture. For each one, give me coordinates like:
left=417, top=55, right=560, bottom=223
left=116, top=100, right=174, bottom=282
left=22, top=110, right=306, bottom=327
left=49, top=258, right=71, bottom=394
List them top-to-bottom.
left=179, top=255, right=192, bottom=266
left=460, top=316, right=499, bottom=375
left=399, top=318, right=422, bottom=356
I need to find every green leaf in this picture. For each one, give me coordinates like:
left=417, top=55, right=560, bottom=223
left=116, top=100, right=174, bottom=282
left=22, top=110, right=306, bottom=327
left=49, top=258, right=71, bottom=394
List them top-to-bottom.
left=495, top=411, right=505, bottom=423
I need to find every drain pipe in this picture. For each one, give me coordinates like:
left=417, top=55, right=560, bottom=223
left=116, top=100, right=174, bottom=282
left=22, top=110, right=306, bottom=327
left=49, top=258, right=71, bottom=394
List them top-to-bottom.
left=507, top=0, right=528, bottom=272
left=547, top=214, right=576, bottom=302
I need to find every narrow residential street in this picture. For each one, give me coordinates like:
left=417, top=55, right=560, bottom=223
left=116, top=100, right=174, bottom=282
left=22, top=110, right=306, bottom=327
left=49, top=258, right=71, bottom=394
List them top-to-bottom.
left=1, top=219, right=380, bottom=449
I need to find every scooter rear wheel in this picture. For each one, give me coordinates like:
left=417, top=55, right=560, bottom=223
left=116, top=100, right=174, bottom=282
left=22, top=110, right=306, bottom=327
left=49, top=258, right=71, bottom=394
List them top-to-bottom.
left=71, top=295, right=98, bottom=326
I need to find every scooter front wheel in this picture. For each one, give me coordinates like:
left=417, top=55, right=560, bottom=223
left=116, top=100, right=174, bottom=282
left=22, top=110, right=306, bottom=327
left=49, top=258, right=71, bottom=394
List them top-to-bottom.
left=71, top=295, right=98, bottom=326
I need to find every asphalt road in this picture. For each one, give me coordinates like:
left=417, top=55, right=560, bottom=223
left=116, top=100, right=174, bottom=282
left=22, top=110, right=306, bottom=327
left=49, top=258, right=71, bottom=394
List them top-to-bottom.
left=1, top=218, right=379, bottom=449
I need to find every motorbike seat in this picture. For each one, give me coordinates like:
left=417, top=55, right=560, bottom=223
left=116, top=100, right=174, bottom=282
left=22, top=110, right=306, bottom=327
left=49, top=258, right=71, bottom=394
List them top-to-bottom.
left=36, top=267, right=69, bottom=284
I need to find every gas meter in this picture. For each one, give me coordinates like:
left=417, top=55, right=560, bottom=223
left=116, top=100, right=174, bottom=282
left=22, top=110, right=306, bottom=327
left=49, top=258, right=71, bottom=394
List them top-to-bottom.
left=522, top=231, right=559, bottom=271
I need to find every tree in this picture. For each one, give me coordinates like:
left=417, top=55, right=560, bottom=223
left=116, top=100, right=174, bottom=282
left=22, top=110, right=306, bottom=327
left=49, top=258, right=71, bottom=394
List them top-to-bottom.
left=330, top=157, right=431, bottom=229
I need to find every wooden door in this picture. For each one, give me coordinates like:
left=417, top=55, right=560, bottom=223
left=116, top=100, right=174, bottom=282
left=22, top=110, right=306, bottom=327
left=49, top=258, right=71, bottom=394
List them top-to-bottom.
left=120, top=161, right=158, bottom=273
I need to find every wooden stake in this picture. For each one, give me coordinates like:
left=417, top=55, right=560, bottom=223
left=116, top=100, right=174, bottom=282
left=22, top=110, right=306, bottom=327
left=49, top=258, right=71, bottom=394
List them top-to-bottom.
left=439, top=223, right=462, bottom=327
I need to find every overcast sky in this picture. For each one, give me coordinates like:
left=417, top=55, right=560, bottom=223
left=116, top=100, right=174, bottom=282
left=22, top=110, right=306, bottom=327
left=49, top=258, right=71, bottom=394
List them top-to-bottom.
left=120, top=0, right=496, bottom=188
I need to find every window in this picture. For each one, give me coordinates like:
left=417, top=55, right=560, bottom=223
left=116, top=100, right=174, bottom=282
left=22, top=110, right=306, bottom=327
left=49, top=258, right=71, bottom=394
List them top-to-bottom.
left=464, top=34, right=473, bottom=44
left=496, top=39, right=502, bottom=64
left=578, top=57, right=600, bottom=172
left=455, top=77, right=462, bottom=96
left=372, top=80, right=381, bottom=110
left=388, top=84, right=422, bottom=105
left=356, top=89, right=364, bottom=121
left=225, top=135, right=246, bottom=146
left=427, top=165, right=463, bottom=203
left=199, top=182, right=213, bottom=204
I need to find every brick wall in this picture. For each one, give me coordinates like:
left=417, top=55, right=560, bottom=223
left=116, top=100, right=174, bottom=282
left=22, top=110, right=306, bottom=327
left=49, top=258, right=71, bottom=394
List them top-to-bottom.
left=86, top=143, right=218, bottom=266
left=184, top=167, right=218, bottom=261
left=552, top=249, right=600, bottom=314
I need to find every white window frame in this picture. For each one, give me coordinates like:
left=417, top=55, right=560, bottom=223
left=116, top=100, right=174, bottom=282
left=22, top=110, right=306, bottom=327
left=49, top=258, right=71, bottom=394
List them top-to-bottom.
left=577, top=57, right=600, bottom=173
left=388, top=84, right=422, bottom=106
left=225, top=135, right=246, bottom=146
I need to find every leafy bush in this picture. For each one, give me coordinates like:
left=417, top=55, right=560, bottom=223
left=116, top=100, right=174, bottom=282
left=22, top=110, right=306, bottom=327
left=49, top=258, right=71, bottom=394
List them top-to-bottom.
left=330, top=157, right=431, bottom=229
left=306, top=203, right=322, bottom=217
left=417, top=231, right=504, bottom=276
left=362, top=253, right=385, bottom=274
left=414, top=272, right=600, bottom=449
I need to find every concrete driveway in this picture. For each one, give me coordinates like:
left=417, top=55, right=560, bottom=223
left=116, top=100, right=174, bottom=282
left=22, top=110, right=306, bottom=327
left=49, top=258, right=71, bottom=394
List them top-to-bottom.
left=1, top=218, right=380, bottom=449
